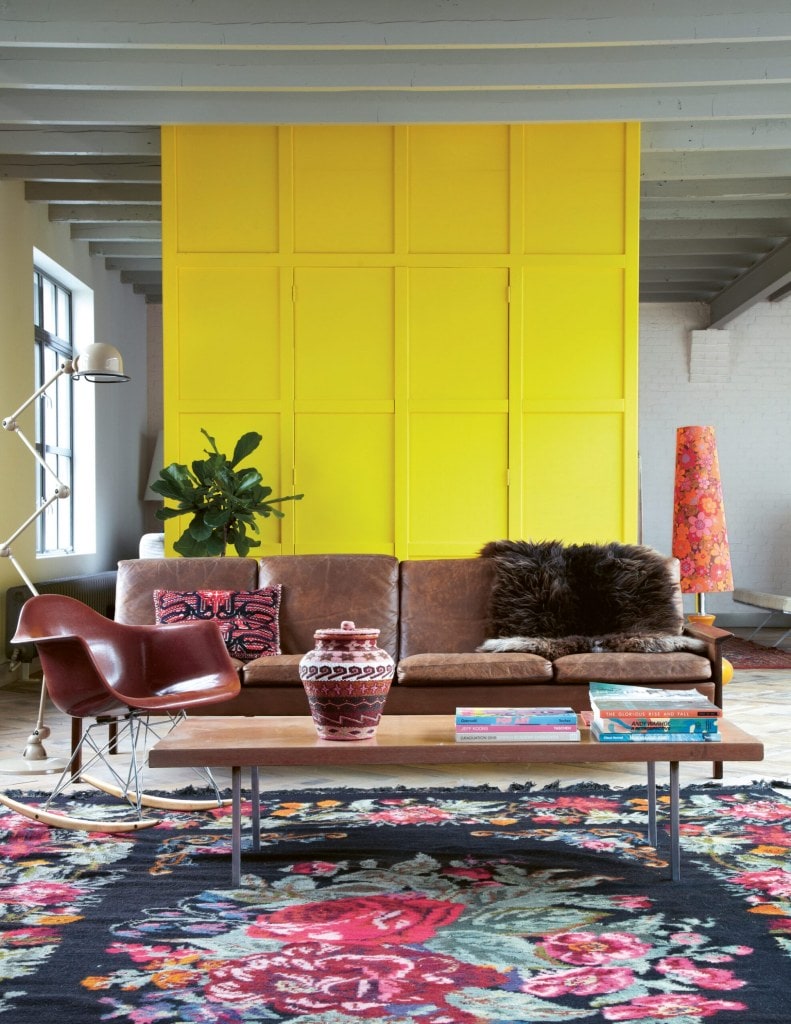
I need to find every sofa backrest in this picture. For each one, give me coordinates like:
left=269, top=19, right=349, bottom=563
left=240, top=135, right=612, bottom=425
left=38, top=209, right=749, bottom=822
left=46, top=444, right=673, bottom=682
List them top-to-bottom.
left=479, top=541, right=685, bottom=639
left=257, top=554, right=399, bottom=658
left=115, top=558, right=258, bottom=625
left=399, top=558, right=495, bottom=658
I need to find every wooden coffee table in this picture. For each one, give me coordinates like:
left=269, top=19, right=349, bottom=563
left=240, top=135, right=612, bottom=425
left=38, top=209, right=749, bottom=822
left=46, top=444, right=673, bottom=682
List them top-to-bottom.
left=148, top=715, right=764, bottom=886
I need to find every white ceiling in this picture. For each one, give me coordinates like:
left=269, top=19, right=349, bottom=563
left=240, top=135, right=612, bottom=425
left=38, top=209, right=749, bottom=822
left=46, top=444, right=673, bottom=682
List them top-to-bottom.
left=3, top=1, right=791, bottom=320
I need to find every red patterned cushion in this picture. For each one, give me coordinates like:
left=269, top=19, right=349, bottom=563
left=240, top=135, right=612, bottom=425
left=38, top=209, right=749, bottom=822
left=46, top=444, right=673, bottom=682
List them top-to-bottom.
left=153, top=587, right=282, bottom=661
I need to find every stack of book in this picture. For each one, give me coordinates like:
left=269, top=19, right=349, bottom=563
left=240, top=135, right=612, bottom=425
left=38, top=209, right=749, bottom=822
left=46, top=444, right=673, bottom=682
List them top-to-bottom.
left=587, top=682, right=722, bottom=743
left=454, top=706, right=581, bottom=743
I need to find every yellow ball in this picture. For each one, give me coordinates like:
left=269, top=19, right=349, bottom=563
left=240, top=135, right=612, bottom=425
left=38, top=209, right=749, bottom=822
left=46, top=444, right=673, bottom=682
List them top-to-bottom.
left=721, top=657, right=734, bottom=685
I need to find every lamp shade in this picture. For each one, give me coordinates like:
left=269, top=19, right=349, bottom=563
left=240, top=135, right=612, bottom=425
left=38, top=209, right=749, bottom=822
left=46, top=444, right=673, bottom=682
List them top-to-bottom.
left=71, top=342, right=130, bottom=382
left=672, top=425, right=733, bottom=595
left=144, top=430, right=164, bottom=500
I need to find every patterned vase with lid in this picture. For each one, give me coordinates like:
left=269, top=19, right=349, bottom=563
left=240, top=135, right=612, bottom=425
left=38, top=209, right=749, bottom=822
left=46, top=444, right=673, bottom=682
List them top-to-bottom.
left=298, top=620, right=394, bottom=740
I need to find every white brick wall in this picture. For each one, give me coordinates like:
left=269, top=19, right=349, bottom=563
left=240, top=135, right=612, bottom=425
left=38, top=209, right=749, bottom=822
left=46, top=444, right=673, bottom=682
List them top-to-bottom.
left=640, top=300, right=791, bottom=623
left=689, top=329, right=731, bottom=384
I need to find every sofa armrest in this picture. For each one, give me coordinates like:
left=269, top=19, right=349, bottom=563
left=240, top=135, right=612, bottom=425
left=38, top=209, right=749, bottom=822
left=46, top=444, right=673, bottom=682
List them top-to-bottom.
left=683, top=622, right=732, bottom=709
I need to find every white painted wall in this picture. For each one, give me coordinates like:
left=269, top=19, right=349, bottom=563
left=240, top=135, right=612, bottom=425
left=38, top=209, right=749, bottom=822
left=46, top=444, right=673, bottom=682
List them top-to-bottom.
left=0, top=179, right=150, bottom=644
left=639, top=299, right=791, bottom=624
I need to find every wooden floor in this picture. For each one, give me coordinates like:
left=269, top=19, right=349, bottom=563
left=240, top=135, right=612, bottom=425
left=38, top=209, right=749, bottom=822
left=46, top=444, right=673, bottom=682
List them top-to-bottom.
left=0, top=663, right=786, bottom=796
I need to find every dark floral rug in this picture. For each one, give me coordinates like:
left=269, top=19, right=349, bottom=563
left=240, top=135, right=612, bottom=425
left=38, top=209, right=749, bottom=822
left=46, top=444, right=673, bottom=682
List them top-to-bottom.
left=722, top=635, right=791, bottom=669
left=1, top=783, right=790, bottom=1022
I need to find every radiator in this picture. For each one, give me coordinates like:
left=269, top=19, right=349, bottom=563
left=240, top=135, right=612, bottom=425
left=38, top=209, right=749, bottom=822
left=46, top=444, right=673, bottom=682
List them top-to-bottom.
left=5, top=571, right=117, bottom=662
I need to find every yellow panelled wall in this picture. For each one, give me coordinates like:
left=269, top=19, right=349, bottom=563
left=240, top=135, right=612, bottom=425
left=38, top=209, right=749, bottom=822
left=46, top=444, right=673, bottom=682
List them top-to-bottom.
left=161, top=123, right=639, bottom=558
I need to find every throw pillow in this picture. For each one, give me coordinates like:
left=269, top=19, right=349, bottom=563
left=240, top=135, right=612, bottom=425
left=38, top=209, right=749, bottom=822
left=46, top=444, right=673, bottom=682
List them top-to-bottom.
left=153, top=587, right=282, bottom=661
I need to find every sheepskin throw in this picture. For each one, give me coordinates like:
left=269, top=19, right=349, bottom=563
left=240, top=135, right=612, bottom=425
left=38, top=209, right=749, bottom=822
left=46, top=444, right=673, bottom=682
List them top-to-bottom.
left=478, top=539, right=702, bottom=657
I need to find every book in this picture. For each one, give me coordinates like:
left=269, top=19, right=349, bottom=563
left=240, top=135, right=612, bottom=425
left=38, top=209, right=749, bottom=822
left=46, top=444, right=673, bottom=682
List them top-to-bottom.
left=588, top=682, right=721, bottom=719
left=455, top=707, right=577, bottom=726
left=591, top=715, right=718, bottom=735
left=590, top=722, right=721, bottom=743
left=455, top=723, right=579, bottom=734
left=455, top=729, right=581, bottom=743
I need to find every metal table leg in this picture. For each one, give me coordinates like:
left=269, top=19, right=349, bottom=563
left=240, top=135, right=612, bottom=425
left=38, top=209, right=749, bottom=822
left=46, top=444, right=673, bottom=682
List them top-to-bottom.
left=670, top=760, right=681, bottom=881
left=646, top=761, right=657, bottom=847
left=231, top=765, right=242, bottom=887
left=251, top=766, right=260, bottom=853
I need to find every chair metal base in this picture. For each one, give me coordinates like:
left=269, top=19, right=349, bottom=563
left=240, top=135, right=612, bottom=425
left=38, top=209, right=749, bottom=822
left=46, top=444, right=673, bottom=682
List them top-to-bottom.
left=0, top=710, right=227, bottom=832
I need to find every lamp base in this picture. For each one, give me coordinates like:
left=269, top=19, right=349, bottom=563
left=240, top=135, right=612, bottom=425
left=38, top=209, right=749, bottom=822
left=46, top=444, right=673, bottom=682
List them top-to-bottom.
left=687, top=612, right=716, bottom=627
left=0, top=730, right=68, bottom=775
left=0, top=753, right=69, bottom=775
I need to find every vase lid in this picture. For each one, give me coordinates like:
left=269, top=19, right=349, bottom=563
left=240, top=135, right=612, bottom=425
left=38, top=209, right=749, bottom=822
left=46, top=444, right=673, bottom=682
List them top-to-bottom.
left=313, top=620, right=380, bottom=639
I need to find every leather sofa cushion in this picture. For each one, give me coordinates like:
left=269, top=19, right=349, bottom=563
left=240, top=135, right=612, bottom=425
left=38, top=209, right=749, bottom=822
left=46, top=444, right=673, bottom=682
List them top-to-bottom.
left=257, top=554, right=399, bottom=659
left=115, top=558, right=258, bottom=625
left=399, top=558, right=495, bottom=658
left=398, top=652, right=552, bottom=685
left=553, top=652, right=712, bottom=683
left=241, top=654, right=304, bottom=686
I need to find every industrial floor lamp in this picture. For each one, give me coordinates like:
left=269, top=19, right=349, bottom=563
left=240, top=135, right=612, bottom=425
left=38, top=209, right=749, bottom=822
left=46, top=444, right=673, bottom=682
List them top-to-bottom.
left=0, top=342, right=129, bottom=774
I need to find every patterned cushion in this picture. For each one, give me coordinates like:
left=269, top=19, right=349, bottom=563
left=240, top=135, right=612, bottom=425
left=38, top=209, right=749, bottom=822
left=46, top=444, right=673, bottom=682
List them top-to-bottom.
left=153, top=587, right=282, bottom=661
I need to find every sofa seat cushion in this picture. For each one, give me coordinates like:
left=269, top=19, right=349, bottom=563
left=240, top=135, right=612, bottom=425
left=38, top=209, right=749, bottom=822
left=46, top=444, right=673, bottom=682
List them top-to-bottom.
left=397, top=652, right=552, bottom=685
left=553, top=652, right=711, bottom=684
left=242, top=654, right=304, bottom=686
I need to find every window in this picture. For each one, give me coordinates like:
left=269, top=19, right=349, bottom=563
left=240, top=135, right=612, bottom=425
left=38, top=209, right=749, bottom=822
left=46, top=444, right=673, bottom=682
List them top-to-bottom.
left=33, top=267, right=74, bottom=554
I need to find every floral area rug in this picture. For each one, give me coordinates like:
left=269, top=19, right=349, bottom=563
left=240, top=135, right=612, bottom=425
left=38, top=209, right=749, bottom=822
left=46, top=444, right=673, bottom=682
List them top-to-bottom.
left=1, top=783, right=790, bottom=1023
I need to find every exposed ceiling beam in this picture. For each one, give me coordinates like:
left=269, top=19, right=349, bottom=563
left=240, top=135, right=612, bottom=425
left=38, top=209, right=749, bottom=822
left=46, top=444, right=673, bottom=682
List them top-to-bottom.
left=2, top=1, right=791, bottom=49
left=24, top=181, right=159, bottom=202
left=49, top=203, right=161, bottom=222
left=70, top=222, right=161, bottom=241
left=710, top=236, right=791, bottom=324
left=88, top=240, right=160, bottom=257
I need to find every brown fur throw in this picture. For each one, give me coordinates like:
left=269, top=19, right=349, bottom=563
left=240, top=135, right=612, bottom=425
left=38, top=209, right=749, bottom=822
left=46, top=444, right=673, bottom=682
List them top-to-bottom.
left=477, top=539, right=704, bottom=657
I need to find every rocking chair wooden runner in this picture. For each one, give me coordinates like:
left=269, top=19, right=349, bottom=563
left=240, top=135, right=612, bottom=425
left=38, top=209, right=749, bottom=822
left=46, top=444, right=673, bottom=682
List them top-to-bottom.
left=0, top=594, right=241, bottom=831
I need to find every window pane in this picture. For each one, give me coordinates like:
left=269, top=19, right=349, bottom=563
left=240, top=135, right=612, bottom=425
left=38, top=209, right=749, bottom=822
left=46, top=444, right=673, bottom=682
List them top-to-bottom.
left=33, top=273, right=40, bottom=327
left=41, top=278, right=56, bottom=334
left=56, top=288, right=70, bottom=342
left=56, top=372, right=71, bottom=443
left=56, top=455, right=73, bottom=551
left=41, top=500, right=56, bottom=553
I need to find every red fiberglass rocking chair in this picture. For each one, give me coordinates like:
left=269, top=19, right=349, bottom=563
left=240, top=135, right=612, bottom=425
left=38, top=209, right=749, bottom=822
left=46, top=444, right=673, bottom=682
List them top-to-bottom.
left=1, top=594, right=241, bottom=831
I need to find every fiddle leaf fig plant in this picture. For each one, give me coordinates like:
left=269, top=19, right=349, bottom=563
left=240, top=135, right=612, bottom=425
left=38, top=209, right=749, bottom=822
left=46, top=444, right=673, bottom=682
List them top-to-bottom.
left=152, top=428, right=303, bottom=557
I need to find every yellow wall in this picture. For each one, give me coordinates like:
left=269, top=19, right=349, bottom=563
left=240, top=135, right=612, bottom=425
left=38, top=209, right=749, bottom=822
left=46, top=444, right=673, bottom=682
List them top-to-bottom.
left=162, top=123, right=639, bottom=558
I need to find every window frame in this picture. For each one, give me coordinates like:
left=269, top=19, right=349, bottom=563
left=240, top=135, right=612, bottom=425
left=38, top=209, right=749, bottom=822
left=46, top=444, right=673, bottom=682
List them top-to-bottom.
left=33, top=267, right=75, bottom=556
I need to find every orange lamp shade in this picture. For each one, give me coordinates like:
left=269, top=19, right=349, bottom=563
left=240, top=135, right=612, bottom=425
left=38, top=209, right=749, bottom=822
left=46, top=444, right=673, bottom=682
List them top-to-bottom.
left=672, top=425, right=733, bottom=594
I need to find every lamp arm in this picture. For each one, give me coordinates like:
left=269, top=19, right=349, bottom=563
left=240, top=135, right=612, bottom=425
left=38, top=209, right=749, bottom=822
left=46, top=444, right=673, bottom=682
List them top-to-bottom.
left=2, top=361, right=74, bottom=429
left=0, top=362, right=73, bottom=593
left=6, top=424, right=70, bottom=499
left=0, top=492, right=61, bottom=555
left=2, top=552, right=40, bottom=598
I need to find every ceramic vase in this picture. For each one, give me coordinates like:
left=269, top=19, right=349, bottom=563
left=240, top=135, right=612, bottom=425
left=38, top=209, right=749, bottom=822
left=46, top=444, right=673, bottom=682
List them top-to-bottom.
left=299, top=620, right=394, bottom=740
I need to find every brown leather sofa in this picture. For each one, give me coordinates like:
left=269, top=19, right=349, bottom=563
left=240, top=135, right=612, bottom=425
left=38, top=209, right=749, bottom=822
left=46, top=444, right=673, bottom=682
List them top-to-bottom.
left=115, top=553, right=727, bottom=717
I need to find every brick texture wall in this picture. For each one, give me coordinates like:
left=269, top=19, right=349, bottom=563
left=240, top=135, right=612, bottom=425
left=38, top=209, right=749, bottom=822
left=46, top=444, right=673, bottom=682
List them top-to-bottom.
left=640, top=300, right=791, bottom=624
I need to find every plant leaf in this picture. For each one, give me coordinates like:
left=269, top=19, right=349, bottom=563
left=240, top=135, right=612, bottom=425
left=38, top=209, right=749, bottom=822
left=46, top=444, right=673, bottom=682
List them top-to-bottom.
left=231, top=431, right=262, bottom=467
left=150, top=463, right=197, bottom=501
left=235, top=468, right=263, bottom=493
left=154, top=506, right=186, bottom=521
left=204, top=508, right=231, bottom=529
left=187, top=514, right=213, bottom=541
left=173, top=532, right=206, bottom=557
left=204, top=532, right=227, bottom=556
